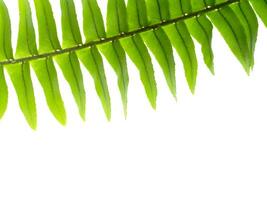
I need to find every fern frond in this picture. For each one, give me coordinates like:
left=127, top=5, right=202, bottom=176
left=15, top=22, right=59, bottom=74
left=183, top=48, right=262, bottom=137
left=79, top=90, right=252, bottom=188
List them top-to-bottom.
left=0, top=0, right=265, bottom=128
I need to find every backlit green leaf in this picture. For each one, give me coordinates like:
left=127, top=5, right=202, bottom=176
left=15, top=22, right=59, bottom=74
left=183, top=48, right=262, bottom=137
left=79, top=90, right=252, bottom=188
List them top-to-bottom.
left=0, top=0, right=265, bottom=127
left=0, top=0, right=13, bottom=60
left=0, top=0, right=11, bottom=120
left=6, top=0, right=37, bottom=129
left=16, top=0, right=38, bottom=57
left=33, top=0, right=61, bottom=53
left=33, top=0, right=66, bottom=124
left=56, top=0, right=86, bottom=120
left=60, top=0, right=83, bottom=47
left=80, top=0, right=111, bottom=119
left=82, top=0, right=106, bottom=42
left=99, top=0, right=129, bottom=116
left=107, top=0, right=128, bottom=37
left=139, top=0, right=176, bottom=98
left=146, top=0, right=169, bottom=23
left=162, top=0, right=198, bottom=93
left=185, top=0, right=215, bottom=74
left=231, top=0, right=258, bottom=68
left=249, top=0, right=267, bottom=27
left=208, top=4, right=251, bottom=74
left=164, top=23, right=198, bottom=93
left=121, top=35, right=157, bottom=109
left=78, top=47, right=111, bottom=120
left=55, top=52, right=86, bottom=120
left=31, top=58, right=66, bottom=125
left=6, top=63, right=37, bottom=129
left=0, top=65, right=8, bottom=119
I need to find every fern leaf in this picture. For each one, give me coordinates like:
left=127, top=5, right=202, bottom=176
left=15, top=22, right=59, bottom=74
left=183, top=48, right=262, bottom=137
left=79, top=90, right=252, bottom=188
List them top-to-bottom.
left=0, top=0, right=267, bottom=128
left=0, top=0, right=11, bottom=120
left=0, top=0, right=13, bottom=60
left=5, top=0, right=38, bottom=129
left=16, top=0, right=38, bottom=58
left=33, top=0, right=66, bottom=124
left=33, top=0, right=61, bottom=53
left=55, top=0, right=86, bottom=120
left=60, top=0, right=83, bottom=47
left=80, top=0, right=111, bottom=120
left=82, top=0, right=106, bottom=41
left=99, top=0, right=129, bottom=117
left=107, top=0, right=128, bottom=37
left=120, top=0, right=158, bottom=108
left=127, top=0, right=148, bottom=31
left=138, top=0, right=177, bottom=98
left=146, top=0, right=169, bottom=23
left=162, top=0, right=198, bottom=93
left=185, top=0, right=215, bottom=74
left=232, top=0, right=258, bottom=68
left=249, top=0, right=267, bottom=27
left=208, top=2, right=251, bottom=74
left=142, top=29, right=177, bottom=98
left=121, top=35, right=157, bottom=109
left=78, top=47, right=111, bottom=120
left=55, top=52, right=86, bottom=120
left=32, top=58, right=67, bottom=125
left=6, top=63, right=37, bottom=129
left=0, top=65, right=7, bottom=119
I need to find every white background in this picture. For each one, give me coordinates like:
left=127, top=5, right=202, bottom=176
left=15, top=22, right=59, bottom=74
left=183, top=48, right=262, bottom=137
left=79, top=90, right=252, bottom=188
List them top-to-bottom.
left=0, top=1, right=267, bottom=200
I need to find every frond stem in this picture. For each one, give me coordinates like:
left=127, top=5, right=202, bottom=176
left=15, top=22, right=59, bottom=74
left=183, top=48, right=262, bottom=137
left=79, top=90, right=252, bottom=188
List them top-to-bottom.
left=1, top=0, right=239, bottom=66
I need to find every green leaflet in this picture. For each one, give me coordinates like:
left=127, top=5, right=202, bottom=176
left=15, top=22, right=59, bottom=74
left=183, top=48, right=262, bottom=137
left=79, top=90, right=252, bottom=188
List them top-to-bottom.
left=0, top=0, right=13, bottom=61
left=0, top=0, right=11, bottom=119
left=0, top=0, right=266, bottom=127
left=2, top=0, right=37, bottom=129
left=4, top=0, right=38, bottom=129
left=17, top=0, right=38, bottom=57
left=33, top=0, right=61, bottom=53
left=33, top=0, right=66, bottom=124
left=56, top=0, right=86, bottom=120
left=60, top=0, right=83, bottom=47
left=80, top=0, right=111, bottom=120
left=82, top=0, right=106, bottom=42
left=99, top=0, right=129, bottom=116
left=107, top=0, right=128, bottom=36
left=121, top=0, right=157, bottom=108
left=127, top=0, right=148, bottom=31
left=136, top=0, right=176, bottom=98
left=145, top=0, right=169, bottom=23
left=160, top=0, right=198, bottom=93
left=185, top=0, right=215, bottom=74
left=191, top=0, right=216, bottom=10
left=231, top=0, right=258, bottom=68
left=249, top=0, right=267, bottom=27
left=208, top=2, right=251, bottom=74
left=186, top=17, right=214, bottom=74
left=164, top=23, right=198, bottom=93
left=142, top=30, right=176, bottom=98
left=121, top=35, right=157, bottom=109
left=100, top=43, right=128, bottom=117
left=78, top=47, right=111, bottom=120
left=55, top=52, right=86, bottom=120
left=31, top=58, right=66, bottom=125
left=6, top=63, right=37, bottom=129
left=0, top=65, right=8, bottom=119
